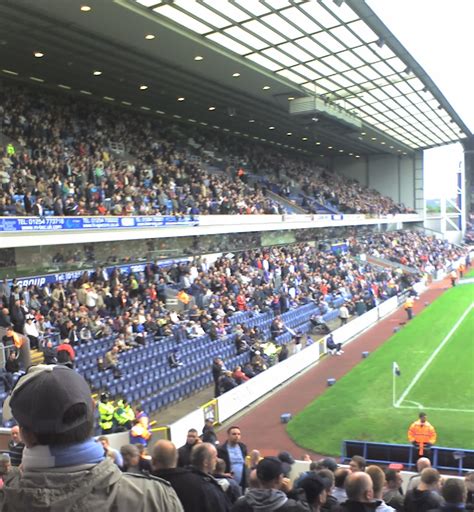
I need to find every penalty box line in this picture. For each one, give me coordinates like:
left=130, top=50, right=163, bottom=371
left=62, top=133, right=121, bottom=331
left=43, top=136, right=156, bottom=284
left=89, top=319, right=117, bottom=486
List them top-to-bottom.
left=395, top=303, right=474, bottom=409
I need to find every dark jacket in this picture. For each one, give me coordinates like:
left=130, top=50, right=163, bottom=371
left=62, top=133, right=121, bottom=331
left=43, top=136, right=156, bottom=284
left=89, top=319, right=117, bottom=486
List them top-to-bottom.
left=8, top=440, right=25, bottom=467
left=217, top=441, right=248, bottom=489
left=177, top=442, right=199, bottom=468
left=153, top=466, right=231, bottom=512
left=214, top=473, right=242, bottom=504
left=231, top=489, right=308, bottom=512
left=404, top=489, right=443, bottom=512
left=337, top=500, right=382, bottom=512
left=427, top=506, right=468, bottom=512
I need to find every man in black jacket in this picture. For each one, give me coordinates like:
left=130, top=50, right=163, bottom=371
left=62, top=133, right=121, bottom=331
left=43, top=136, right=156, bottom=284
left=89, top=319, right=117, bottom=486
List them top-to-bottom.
left=218, top=426, right=248, bottom=490
left=177, top=429, right=201, bottom=467
left=152, top=439, right=231, bottom=512
left=404, top=468, right=443, bottom=512
left=337, top=472, right=381, bottom=511
left=427, top=478, right=467, bottom=512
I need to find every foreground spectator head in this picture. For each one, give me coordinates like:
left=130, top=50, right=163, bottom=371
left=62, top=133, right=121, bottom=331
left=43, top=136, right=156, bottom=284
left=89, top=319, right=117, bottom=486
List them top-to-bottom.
left=1, top=364, right=184, bottom=510
left=3, top=364, right=94, bottom=446
left=226, top=425, right=241, bottom=446
left=151, top=439, right=178, bottom=470
left=190, top=442, right=217, bottom=474
left=120, top=444, right=140, bottom=468
left=277, top=450, right=295, bottom=477
left=0, top=453, right=11, bottom=476
left=349, top=455, right=366, bottom=473
left=416, top=456, right=432, bottom=473
left=256, top=457, right=284, bottom=488
left=314, top=457, right=339, bottom=473
left=366, top=465, right=386, bottom=499
left=334, top=468, right=350, bottom=489
left=385, top=468, right=403, bottom=490
left=420, top=468, right=441, bottom=489
left=345, top=472, right=374, bottom=503
left=299, top=473, right=327, bottom=511
left=441, top=478, right=467, bottom=505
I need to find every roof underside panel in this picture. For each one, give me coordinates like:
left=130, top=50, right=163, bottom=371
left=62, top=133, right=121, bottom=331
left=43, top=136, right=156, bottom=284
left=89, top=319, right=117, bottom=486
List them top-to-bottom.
left=134, top=0, right=469, bottom=149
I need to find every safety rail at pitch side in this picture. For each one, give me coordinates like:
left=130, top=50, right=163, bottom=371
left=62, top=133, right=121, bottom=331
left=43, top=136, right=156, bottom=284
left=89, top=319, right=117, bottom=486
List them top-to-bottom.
left=342, top=440, right=474, bottom=475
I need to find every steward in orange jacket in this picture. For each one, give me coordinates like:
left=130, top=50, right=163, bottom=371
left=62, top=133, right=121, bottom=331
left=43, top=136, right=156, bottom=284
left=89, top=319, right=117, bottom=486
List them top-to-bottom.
left=408, top=412, right=437, bottom=456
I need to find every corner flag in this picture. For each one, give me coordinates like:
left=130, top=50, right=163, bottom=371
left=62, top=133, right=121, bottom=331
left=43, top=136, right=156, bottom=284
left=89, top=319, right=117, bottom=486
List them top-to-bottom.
left=393, top=362, right=401, bottom=377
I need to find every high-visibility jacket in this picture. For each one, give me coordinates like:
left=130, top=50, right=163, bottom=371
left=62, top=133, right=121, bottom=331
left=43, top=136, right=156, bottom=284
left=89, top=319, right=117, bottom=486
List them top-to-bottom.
left=6, top=143, right=15, bottom=156
left=404, top=297, right=414, bottom=310
left=114, top=400, right=129, bottom=426
left=98, top=401, right=115, bottom=431
left=124, top=405, right=135, bottom=424
left=408, top=420, right=437, bottom=445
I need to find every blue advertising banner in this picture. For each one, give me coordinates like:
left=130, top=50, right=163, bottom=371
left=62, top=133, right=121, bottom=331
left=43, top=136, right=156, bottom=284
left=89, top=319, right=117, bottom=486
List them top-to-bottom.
left=0, top=215, right=198, bottom=232
left=12, top=257, right=192, bottom=288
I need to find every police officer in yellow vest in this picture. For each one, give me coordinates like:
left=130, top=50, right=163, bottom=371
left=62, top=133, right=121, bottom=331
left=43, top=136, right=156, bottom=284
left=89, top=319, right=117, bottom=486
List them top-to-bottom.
left=6, top=143, right=15, bottom=157
left=98, top=393, right=115, bottom=434
left=114, top=399, right=134, bottom=432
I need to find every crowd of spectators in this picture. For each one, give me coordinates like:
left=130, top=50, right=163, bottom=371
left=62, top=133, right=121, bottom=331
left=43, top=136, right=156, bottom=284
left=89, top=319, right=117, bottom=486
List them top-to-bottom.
left=1, top=80, right=416, bottom=218
left=0, top=232, right=465, bottom=400
left=2, top=365, right=474, bottom=511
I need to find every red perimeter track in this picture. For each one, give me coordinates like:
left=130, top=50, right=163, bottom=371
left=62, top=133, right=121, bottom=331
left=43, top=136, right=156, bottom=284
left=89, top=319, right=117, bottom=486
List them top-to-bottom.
left=218, top=279, right=449, bottom=459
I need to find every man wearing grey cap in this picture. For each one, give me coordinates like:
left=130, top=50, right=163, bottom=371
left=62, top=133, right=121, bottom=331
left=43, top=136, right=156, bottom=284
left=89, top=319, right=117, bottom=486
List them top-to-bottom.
left=0, top=364, right=184, bottom=512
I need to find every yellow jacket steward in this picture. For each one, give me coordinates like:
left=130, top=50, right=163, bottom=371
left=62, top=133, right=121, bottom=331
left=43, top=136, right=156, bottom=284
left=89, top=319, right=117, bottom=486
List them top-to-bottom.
left=407, top=420, right=437, bottom=445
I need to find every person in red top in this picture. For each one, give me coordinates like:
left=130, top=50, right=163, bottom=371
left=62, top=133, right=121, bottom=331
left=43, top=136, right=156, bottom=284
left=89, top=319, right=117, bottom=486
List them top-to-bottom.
left=56, top=338, right=75, bottom=368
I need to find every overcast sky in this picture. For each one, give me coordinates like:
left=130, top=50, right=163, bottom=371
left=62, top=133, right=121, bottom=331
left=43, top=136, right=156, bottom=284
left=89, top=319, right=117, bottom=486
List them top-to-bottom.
left=367, top=0, right=470, bottom=199
left=367, top=0, right=474, bottom=133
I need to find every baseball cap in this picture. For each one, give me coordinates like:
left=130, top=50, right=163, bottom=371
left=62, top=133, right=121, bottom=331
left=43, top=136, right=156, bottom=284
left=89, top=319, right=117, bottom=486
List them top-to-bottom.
left=3, top=365, right=93, bottom=434
left=256, top=457, right=284, bottom=482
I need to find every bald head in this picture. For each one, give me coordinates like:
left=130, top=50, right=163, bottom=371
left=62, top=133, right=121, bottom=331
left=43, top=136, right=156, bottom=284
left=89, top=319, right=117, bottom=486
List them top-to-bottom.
left=151, top=440, right=178, bottom=470
left=416, top=457, right=431, bottom=472
left=345, top=472, right=374, bottom=503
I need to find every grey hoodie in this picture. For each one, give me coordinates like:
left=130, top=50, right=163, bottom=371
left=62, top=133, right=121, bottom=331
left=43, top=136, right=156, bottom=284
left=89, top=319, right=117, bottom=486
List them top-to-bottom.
left=0, top=457, right=184, bottom=512
left=233, top=488, right=308, bottom=511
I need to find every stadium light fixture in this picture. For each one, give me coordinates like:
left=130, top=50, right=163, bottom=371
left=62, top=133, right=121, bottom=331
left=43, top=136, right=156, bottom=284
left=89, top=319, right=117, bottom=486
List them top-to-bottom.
left=80, top=5, right=91, bottom=12
left=145, top=34, right=156, bottom=40
left=34, top=51, right=44, bottom=58
left=194, top=55, right=204, bottom=61
left=93, top=70, right=102, bottom=76
left=232, top=72, right=240, bottom=77
left=139, top=85, right=148, bottom=90
left=262, top=85, right=271, bottom=90
left=288, top=96, right=295, bottom=101
left=177, top=97, right=185, bottom=101
left=208, top=106, right=216, bottom=111
left=248, top=119, right=255, bottom=123
left=268, top=126, right=275, bottom=130
left=286, top=132, right=292, bottom=136
left=302, top=137, right=308, bottom=141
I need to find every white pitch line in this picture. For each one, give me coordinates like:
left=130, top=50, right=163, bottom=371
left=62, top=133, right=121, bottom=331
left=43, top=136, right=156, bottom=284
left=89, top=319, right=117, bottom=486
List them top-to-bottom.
left=395, top=303, right=474, bottom=408
left=397, top=405, right=474, bottom=413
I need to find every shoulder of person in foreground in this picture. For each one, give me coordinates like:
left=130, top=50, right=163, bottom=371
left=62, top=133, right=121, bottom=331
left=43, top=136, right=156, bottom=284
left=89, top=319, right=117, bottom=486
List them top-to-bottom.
left=117, top=472, right=184, bottom=511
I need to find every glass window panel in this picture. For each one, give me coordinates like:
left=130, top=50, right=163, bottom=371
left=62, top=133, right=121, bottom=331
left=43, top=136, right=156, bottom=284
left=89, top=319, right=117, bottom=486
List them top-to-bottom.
left=174, top=0, right=230, bottom=28
left=202, top=0, right=251, bottom=22
left=234, top=0, right=271, bottom=16
left=300, top=2, right=340, bottom=28
left=334, top=2, right=359, bottom=23
left=153, top=5, right=211, bottom=33
left=281, top=7, right=322, bottom=33
left=260, top=13, right=304, bottom=39
left=242, top=19, right=286, bottom=44
left=346, top=20, right=378, bottom=43
left=330, top=25, right=363, bottom=47
left=224, top=26, right=268, bottom=49
left=315, top=31, right=345, bottom=53
left=206, top=32, right=250, bottom=54
left=293, top=37, right=329, bottom=58
left=278, top=42, right=313, bottom=61
left=368, top=42, right=395, bottom=60
left=354, top=45, right=378, bottom=63
left=262, top=48, right=298, bottom=67
left=333, top=50, right=362, bottom=68
left=245, top=52, right=281, bottom=71
left=321, top=55, right=350, bottom=72
left=384, top=57, right=406, bottom=73
left=307, top=59, right=334, bottom=76
left=371, top=60, right=393, bottom=76
left=291, top=65, right=321, bottom=81
left=357, top=65, right=379, bottom=80
left=276, top=68, right=307, bottom=84
left=342, top=69, right=366, bottom=84
left=330, top=74, right=353, bottom=88
left=314, top=77, right=340, bottom=92
left=406, top=77, right=425, bottom=91
left=394, top=81, right=414, bottom=95
left=302, top=82, right=317, bottom=93
left=369, top=88, right=389, bottom=101
left=395, top=96, right=412, bottom=108
left=344, top=97, right=364, bottom=108
left=360, top=105, right=378, bottom=116
left=372, top=113, right=389, bottom=123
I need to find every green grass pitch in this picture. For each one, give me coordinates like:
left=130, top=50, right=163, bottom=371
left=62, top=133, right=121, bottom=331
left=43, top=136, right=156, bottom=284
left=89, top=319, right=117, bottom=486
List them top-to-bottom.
left=287, top=280, right=474, bottom=456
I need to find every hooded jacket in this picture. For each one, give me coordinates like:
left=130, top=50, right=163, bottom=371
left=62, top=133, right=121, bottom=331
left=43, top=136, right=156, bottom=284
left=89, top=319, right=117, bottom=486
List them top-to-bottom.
left=0, top=457, right=184, bottom=512
left=231, top=488, right=309, bottom=512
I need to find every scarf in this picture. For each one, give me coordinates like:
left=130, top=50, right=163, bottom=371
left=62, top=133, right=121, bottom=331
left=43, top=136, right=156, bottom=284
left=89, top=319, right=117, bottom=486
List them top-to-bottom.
left=22, top=439, right=105, bottom=470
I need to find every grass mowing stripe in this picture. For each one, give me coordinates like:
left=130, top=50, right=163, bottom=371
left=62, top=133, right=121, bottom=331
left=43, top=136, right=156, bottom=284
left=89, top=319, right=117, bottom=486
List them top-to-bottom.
left=395, top=303, right=474, bottom=407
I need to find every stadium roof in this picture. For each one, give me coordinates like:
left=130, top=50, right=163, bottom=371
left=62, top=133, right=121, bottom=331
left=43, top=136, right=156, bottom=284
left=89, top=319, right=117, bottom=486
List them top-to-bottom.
left=0, top=0, right=470, bottom=158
